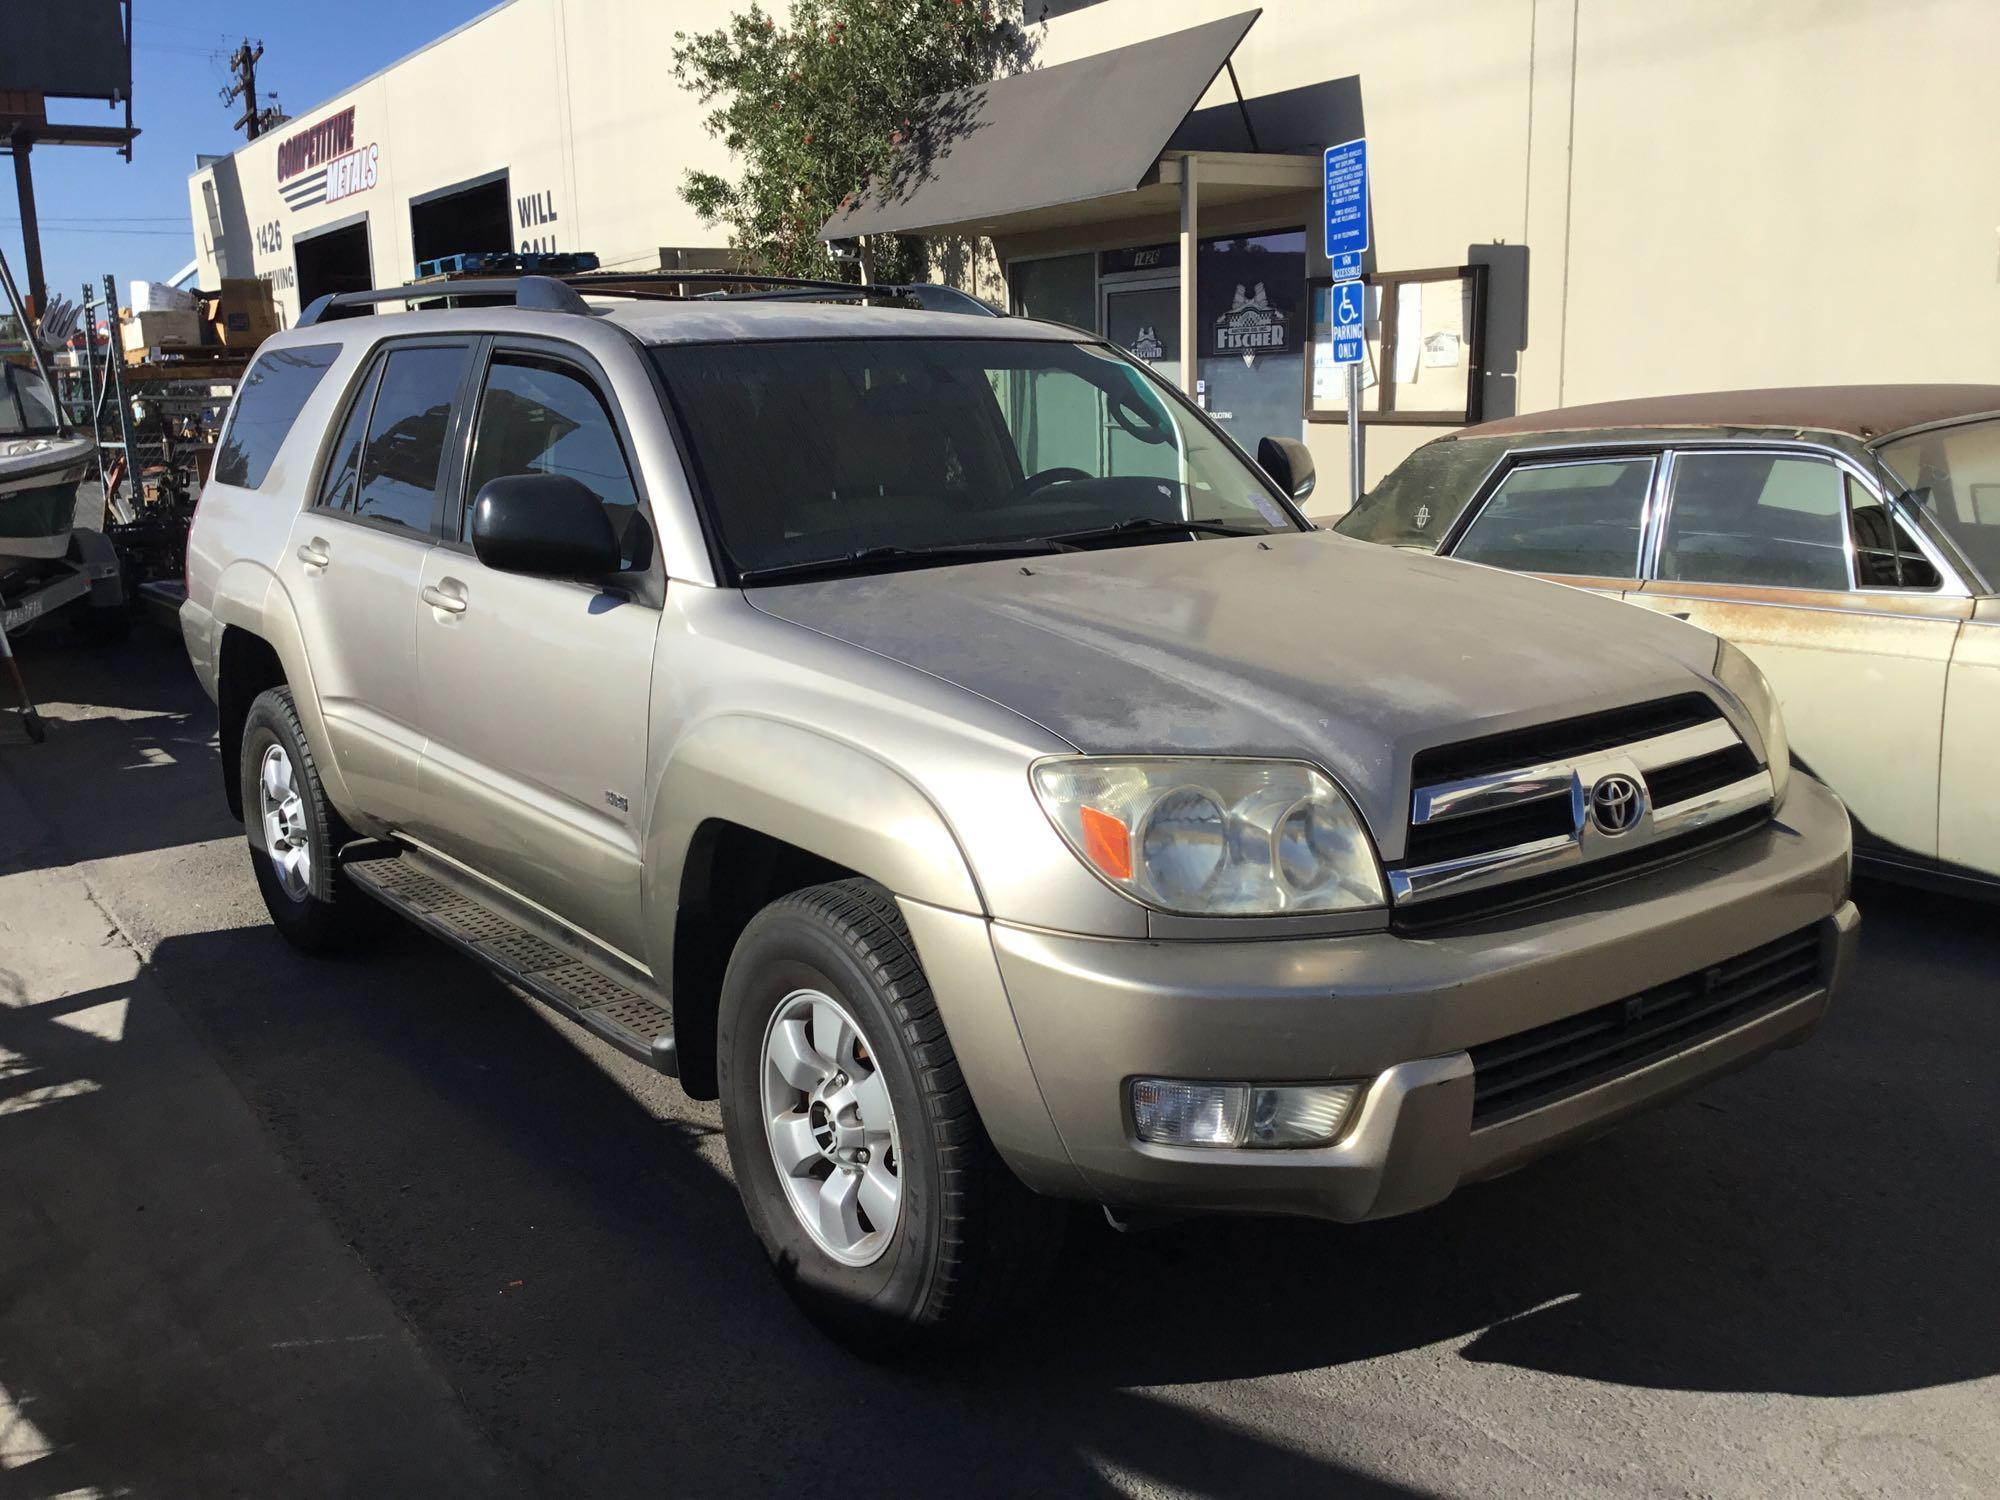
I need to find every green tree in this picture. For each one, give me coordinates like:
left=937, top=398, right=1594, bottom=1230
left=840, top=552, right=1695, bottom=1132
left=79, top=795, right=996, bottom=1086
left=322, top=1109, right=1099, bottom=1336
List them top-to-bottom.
left=673, top=0, right=1026, bottom=283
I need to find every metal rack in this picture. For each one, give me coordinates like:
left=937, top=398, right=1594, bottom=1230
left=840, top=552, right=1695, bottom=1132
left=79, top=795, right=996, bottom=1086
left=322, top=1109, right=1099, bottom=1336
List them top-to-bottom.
left=57, top=273, right=247, bottom=592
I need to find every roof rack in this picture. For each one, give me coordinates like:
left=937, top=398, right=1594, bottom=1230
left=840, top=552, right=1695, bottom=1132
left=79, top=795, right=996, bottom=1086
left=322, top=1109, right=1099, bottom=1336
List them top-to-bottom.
left=297, top=271, right=1001, bottom=327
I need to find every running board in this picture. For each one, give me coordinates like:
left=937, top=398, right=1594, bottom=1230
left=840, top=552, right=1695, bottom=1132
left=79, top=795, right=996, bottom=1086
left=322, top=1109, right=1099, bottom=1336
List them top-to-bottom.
left=342, top=846, right=677, bottom=1075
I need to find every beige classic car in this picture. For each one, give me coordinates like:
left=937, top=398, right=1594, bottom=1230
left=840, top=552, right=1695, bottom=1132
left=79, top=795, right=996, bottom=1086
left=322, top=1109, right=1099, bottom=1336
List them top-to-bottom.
left=1338, top=386, right=2000, bottom=894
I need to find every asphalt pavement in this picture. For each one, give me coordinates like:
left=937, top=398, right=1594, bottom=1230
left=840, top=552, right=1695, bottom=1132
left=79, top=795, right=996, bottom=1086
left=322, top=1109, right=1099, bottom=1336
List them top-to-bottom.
left=0, top=623, right=1995, bottom=1499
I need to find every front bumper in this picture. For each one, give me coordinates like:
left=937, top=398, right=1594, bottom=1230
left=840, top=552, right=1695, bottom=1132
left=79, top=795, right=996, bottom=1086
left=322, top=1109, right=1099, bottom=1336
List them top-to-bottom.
left=987, top=772, right=1856, bottom=1222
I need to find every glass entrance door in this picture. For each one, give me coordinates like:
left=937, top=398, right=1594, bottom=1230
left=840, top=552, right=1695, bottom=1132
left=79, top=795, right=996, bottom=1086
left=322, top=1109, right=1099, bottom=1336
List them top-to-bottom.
left=1101, top=277, right=1183, bottom=479
left=1101, top=280, right=1180, bottom=383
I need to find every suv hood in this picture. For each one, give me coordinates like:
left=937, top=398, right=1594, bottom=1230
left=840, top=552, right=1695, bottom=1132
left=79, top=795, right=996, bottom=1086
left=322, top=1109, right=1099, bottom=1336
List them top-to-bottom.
left=747, top=532, right=1722, bottom=850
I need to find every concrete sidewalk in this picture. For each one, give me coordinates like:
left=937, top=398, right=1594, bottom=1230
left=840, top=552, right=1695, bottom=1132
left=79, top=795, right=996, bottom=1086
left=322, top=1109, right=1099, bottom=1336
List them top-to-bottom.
left=0, top=745, right=523, bottom=1496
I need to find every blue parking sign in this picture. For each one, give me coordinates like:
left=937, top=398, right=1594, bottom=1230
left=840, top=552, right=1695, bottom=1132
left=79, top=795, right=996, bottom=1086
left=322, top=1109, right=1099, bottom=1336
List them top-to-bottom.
left=1323, top=138, right=1369, bottom=262
left=1330, top=277, right=1366, bottom=365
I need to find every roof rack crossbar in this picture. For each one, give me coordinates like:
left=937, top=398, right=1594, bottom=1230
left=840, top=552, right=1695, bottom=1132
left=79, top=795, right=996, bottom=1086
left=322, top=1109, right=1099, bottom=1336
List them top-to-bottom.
left=295, top=270, right=999, bottom=326
left=298, top=274, right=589, bottom=326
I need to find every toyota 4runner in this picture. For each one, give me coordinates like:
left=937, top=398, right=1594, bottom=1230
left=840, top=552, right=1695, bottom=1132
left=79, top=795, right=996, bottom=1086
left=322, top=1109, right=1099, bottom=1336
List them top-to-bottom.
left=180, top=274, right=1858, bottom=1351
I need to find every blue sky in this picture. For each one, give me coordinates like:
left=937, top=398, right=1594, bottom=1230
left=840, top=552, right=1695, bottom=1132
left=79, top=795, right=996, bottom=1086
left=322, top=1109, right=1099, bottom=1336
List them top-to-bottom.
left=4, top=0, right=493, bottom=312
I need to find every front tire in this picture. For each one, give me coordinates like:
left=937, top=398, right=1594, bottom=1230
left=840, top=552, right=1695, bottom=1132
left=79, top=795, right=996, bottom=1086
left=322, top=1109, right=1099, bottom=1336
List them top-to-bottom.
left=241, top=686, right=365, bottom=955
left=717, top=880, right=1063, bottom=1354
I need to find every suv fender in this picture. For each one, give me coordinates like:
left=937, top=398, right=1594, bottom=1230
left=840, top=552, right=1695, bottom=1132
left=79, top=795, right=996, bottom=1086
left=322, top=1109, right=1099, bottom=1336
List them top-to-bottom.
left=210, top=562, right=359, bottom=822
left=647, top=713, right=1086, bottom=1197
left=647, top=713, right=982, bottom=918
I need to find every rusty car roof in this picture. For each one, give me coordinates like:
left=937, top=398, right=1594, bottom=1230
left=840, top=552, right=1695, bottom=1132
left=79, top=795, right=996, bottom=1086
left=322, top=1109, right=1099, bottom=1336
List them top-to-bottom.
left=1457, top=385, right=2000, bottom=445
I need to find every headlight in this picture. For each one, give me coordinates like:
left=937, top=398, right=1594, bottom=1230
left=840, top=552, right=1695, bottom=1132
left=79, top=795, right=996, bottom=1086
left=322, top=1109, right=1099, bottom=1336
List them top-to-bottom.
left=1714, top=639, right=1790, bottom=807
left=1031, top=757, right=1385, bottom=915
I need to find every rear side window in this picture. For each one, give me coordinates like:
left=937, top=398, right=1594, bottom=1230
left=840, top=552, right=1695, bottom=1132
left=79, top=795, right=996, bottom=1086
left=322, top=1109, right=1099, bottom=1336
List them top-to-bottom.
left=213, top=344, right=339, bottom=490
left=351, top=344, right=471, bottom=533
left=1659, top=451, right=1847, bottom=590
left=1452, top=457, right=1656, bottom=578
left=1848, top=473, right=1941, bottom=590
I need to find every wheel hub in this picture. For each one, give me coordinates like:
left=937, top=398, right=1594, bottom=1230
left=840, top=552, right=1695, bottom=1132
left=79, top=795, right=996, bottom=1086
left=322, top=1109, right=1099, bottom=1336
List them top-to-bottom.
left=256, top=743, right=312, bottom=903
left=760, top=989, right=903, bottom=1266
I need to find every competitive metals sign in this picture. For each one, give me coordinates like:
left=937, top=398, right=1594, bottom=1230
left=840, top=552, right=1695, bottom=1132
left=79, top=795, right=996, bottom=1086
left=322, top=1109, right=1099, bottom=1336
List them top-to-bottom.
left=275, top=105, right=379, bottom=212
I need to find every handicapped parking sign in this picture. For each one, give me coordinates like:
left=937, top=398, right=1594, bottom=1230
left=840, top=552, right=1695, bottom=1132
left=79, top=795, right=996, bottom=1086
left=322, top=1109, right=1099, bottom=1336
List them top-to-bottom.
left=1331, top=278, right=1366, bottom=365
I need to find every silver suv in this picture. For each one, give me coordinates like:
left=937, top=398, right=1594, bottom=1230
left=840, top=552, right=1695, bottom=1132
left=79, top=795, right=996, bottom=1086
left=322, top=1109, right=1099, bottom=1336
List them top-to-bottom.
left=179, top=274, right=1857, bottom=1351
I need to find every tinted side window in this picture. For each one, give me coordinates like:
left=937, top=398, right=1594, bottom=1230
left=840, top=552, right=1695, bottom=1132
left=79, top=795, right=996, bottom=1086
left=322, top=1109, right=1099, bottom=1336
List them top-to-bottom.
left=214, top=344, right=339, bottom=489
left=352, top=345, right=470, bottom=533
left=463, top=355, right=648, bottom=567
left=315, top=359, right=384, bottom=513
left=1660, top=452, right=1846, bottom=590
left=1451, top=458, right=1655, bottom=577
left=1848, top=474, right=1941, bottom=590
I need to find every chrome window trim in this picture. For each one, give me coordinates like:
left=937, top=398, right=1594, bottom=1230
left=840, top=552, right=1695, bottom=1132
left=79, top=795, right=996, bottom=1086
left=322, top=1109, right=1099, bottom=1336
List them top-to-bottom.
left=1867, top=408, right=2000, bottom=450
left=1440, top=432, right=1979, bottom=597
left=1650, top=446, right=1857, bottom=593
left=1443, top=452, right=1659, bottom=580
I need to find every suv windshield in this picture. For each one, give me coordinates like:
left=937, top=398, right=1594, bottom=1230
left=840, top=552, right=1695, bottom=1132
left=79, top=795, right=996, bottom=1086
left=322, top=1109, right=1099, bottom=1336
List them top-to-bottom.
left=649, top=337, right=1300, bottom=581
left=1, top=359, right=62, bottom=437
left=1876, top=415, right=2000, bottom=591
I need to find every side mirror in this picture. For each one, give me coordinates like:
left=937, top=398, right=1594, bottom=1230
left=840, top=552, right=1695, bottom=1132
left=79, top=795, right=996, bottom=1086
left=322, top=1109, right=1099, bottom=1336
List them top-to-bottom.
left=1257, top=435, right=1316, bottom=503
left=469, top=473, right=621, bottom=581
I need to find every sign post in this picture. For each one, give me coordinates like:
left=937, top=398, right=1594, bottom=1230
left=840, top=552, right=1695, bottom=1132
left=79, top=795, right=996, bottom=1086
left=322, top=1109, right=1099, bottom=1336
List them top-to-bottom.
left=1323, top=137, right=1370, bottom=507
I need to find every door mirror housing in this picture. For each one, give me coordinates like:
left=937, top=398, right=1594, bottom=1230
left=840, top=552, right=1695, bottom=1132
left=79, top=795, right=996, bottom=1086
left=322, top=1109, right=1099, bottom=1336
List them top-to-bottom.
left=1257, top=435, right=1316, bottom=503
left=469, top=473, right=621, bottom=581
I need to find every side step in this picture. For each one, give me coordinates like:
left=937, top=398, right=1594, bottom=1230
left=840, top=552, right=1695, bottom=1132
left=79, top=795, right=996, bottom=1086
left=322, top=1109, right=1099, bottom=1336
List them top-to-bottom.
left=343, top=846, right=677, bottom=1075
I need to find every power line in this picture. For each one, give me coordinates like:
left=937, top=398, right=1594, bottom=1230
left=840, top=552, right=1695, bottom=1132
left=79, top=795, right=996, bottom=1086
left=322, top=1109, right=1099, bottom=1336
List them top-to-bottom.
left=3, top=217, right=188, bottom=225
left=1, top=226, right=191, bottom=236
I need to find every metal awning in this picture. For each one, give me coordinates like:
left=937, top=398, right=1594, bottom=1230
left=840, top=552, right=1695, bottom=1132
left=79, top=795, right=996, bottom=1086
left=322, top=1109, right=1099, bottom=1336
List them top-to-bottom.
left=819, top=9, right=1267, bottom=242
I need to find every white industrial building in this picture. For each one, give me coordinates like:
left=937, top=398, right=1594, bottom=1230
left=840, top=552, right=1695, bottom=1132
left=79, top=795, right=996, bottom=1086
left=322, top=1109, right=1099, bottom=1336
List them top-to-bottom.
left=188, top=0, right=2000, bottom=510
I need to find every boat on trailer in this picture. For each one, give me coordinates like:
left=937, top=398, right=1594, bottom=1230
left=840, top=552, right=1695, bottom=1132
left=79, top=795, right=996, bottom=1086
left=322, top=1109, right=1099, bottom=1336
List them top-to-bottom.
left=1, top=358, right=95, bottom=567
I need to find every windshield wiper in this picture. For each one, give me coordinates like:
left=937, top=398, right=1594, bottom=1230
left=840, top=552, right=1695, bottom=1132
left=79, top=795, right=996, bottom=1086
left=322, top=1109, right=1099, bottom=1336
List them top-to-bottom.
left=1045, top=516, right=1275, bottom=545
left=736, top=536, right=1074, bottom=585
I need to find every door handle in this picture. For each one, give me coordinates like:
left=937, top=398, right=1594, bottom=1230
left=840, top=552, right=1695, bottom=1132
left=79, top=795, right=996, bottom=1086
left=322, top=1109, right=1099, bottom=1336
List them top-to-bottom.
left=297, top=538, right=330, bottom=569
left=420, top=582, right=468, bottom=615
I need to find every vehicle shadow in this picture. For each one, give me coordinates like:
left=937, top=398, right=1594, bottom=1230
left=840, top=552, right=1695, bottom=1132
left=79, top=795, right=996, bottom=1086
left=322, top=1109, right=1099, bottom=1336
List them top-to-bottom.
left=0, top=628, right=219, bottom=877
left=105, top=877, right=1996, bottom=1497
left=104, top=920, right=1422, bottom=1497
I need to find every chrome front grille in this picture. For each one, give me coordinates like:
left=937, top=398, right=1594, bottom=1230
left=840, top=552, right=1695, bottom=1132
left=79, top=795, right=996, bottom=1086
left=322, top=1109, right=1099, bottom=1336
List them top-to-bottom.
left=1391, top=695, right=1773, bottom=924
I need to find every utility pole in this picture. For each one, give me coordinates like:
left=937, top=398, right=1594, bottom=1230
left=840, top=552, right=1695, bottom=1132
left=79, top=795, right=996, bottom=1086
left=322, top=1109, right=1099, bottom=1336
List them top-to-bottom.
left=221, top=41, right=284, bottom=141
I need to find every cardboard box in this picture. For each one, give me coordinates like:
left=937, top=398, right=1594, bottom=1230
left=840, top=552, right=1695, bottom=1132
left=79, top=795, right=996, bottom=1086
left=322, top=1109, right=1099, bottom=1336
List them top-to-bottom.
left=203, top=279, right=279, bottom=349
left=121, top=309, right=202, bottom=362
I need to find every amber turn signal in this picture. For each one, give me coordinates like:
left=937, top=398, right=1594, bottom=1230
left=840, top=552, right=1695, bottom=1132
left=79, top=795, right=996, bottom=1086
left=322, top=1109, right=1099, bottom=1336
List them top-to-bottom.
left=1078, top=804, right=1133, bottom=881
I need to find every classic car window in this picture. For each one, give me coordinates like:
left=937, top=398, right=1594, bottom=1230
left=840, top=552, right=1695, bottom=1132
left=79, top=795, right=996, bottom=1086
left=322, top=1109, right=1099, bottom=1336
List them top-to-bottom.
left=1878, top=415, right=2000, bottom=592
left=1334, top=435, right=1503, bottom=548
left=1657, top=452, right=1847, bottom=590
left=1450, top=458, right=1654, bottom=578
left=1847, top=474, right=1940, bottom=590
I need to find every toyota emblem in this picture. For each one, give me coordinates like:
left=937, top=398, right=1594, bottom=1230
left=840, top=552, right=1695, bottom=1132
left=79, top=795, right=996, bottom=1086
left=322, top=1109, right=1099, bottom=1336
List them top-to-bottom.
left=1589, top=773, right=1645, bottom=835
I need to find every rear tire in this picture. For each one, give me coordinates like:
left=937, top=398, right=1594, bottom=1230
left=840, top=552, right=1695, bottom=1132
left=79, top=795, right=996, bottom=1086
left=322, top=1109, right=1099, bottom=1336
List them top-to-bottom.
left=241, top=686, right=365, bottom=955
left=717, top=879, right=1064, bottom=1355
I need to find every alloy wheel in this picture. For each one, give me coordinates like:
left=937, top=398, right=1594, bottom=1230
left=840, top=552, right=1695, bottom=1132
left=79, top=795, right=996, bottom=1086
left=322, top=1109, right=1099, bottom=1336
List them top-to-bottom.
left=257, top=742, right=313, bottom=902
left=759, top=988, right=903, bottom=1266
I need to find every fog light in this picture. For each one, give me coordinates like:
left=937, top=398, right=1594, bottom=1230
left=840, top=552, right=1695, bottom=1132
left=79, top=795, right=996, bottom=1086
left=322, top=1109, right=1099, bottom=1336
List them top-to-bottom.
left=1130, top=1079, right=1361, bottom=1148
left=1129, top=1080, right=1247, bottom=1146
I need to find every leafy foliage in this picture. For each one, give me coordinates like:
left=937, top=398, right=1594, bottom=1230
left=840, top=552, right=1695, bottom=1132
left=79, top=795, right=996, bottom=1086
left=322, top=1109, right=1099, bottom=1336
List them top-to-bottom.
left=673, top=0, right=1027, bottom=282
